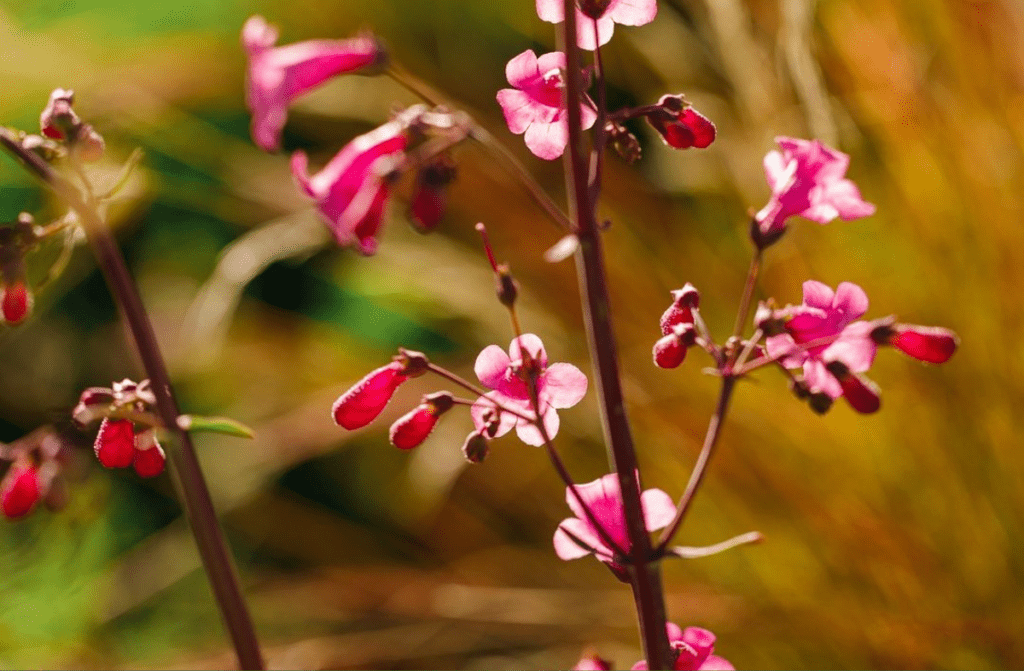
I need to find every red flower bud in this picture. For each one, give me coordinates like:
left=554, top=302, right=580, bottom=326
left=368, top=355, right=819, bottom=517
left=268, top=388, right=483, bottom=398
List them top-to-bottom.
left=647, top=97, right=716, bottom=150
left=1, top=280, right=32, bottom=325
left=659, top=284, right=699, bottom=335
left=890, top=325, right=958, bottom=364
left=653, top=332, right=687, bottom=369
left=826, top=361, right=881, bottom=414
left=332, top=362, right=409, bottom=429
left=389, top=391, right=453, bottom=450
left=94, top=418, right=136, bottom=469
left=133, top=430, right=166, bottom=478
left=1, top=464, right=41, bottom=519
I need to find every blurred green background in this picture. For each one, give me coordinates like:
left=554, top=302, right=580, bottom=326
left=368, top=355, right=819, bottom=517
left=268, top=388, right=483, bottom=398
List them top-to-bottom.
left=1, top=0, right=1021, bottom=668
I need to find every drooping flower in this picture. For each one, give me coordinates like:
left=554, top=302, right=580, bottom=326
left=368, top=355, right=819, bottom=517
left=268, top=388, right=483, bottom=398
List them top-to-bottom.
left=536, top=0, right=658, bottom=50
left=242, top=15, right=387, bottom=151
left=496, top=50, right=597, bottom=160
left=646, top=96, right=716, bottom=150
left=292, top=107, right=421, bottom=254
left=754, top=137, right=875, bottom=245
left=765, top=281, right=876, bottom=405
left=470, top=334, right=587, bottom=446
left=76, top=380, right=167, bottom=477
left=94, top=418, right=138, bottom=469
left=133, top=429, right=167, bottom=479
left=553, top=473, right=675, bottom=578
left=631, top=623, right=734, bottom=670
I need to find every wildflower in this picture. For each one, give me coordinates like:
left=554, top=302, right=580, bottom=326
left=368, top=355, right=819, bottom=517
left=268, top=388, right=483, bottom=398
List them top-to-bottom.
left=536, top=0, right=657, bottom=50
left=242, top=15, right=387, bottom=151
left=496, top=50, right=597, bottom=160
left=646, top=96, right=716, bottom=150
left=292, top=107, right=421, bottom=254
left=754, top=137, right=875, bottom=247
left=765, top=281, right=876, bottom=407
left=869, top=319, right=959, bottom=364
left=470, top=334, right=587, bottom=446
left=332, top=349, right=429, bottom=430
left=76, top=380, right=167, bottom=477
left=94, top=418, right=137, bottom=469
left=132, top=429, right=167, bottom=479
left=553, top=473, right=674, bottom=577
left=632, top=623, right=734, bottom=670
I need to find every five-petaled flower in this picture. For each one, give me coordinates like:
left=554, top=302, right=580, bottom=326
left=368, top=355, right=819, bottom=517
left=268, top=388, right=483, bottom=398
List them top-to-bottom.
left=536, top=0, right=658, bottom=50
left=243, top=15, right=386, bottom=151
left=496, top=50, right=597, bottom=160
left=292, top=107, right=422, bottom=254
left=754, top=137, right=875, bottom=246
left=765, top=281, right=878, bottom=411
left=471, top=334, right=587, bottom=446
left=553, top=473, right=674, bottom=579
left=631, top=623, right=734, bottom=670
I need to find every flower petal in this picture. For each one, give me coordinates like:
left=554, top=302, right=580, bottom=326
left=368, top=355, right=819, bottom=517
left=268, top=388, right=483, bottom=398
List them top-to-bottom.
left=608, top=0, right=658, bottom=26
left=505, top=49, right=541, bottom=88
left=524, top=119, right=569, bottom=160
left=802, top=280, right=835, bottom=311
left=833, top=281, right=869, bottom=320
left=475, top=344, right=511, bottom=389
left=542, top=362, right=588, bottom=408
left=641, top=487, right=676, bottom=532
left=554, top=517, right=604, bottom=560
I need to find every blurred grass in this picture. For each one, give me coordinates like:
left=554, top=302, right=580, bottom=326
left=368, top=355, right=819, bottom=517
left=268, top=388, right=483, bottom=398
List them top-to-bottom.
left=1, top=0, right=1022, bottom=668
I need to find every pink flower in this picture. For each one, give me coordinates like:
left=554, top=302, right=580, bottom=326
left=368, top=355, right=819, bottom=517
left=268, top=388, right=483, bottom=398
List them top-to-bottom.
left=536, top=0, right=658, bottom=50
left=243, top=15, right=386, bottom=151
left=496, top=50, right=597, bottom=160
left=646, top=96, right=716, bottom=149
left=292, top=109, right=418, bottom=254
left=754, top=137, right=875, bottom=242
left=471, top=334, right=587, bottom=446
left=553, top=473, right=675, bottom=577
left=632, top=623, right=733, bottom=670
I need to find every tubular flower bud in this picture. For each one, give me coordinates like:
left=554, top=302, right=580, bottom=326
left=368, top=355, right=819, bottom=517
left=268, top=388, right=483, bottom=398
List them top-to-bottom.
left=646, top=96, right=716, bottom=150
left=1, top=279, right=32, bottom=325
left=659, top=283, right=699, bottom=335
left=871, top=321, right=959, bottom=364
left=653, top=324, right=695, bottom=369
left=825, top=360, right=881, bottom=414
left=333, top=361, right=410, bottom=430
left=388, top=392, right=453, bottom=451
left=94, top=418, right=137, bottom=469
left=133, top=430, right=167, bottom=478
left=1, top=464, right=41, bottom=519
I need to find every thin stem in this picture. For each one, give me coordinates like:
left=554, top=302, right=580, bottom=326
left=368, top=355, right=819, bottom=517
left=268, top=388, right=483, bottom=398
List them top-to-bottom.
left=559, top=7, right=671, bottom=669
left=588, top=35, right=607, bottom=204
left=0, top=129, right=264, bottom=670
left=732, top=250, right=762, bottom=341
left=426, top=362, right=489, bottom=398
left=655, top=375, right=736, bottom=553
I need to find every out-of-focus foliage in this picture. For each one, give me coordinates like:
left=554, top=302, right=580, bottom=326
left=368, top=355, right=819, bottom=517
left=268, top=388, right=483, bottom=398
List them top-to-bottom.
left=1, top=0, right=1021, bottom=668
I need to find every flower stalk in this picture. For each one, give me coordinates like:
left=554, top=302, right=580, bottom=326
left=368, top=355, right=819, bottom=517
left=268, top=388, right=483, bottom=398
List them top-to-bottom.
left=558, top=3, right=671, bottom=667
left=0, top=128, right=264, bottom=670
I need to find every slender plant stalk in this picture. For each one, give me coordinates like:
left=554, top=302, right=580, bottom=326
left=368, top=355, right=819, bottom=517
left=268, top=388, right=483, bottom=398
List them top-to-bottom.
left=557, top=7, right=672, bottom=668
left=0, top=130, right=264, bottom=670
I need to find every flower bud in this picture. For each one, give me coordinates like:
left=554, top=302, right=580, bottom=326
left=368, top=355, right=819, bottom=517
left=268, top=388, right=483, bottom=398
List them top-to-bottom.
left=40, top=89, right=79, bottom=140
left=646, top=96, right=716, bottom=150
left=408, top=156, right=456, bottom=234
left=496, top=264, right=519, bottom=308
left=1, top=279, right=32, bottom=325
left=659, top=284, right=699, bottom=335
left=653, top=324, right=695, bottom=369
left=875, top=324, right=958, bottom=364
left=395, top=348, right=430, bottom=377
left=826, top=361, right=881, bottom=414
left=332, top=362, right=410, bottom=430
left=389, top=391, right=453, bottom=450
left=94, top=418, right=136, bottom=469
left=133, top=430, right=166, bottom=478
left=461, top=430, right=490, bottom=463
left=1, top=464, right=41, bottom=519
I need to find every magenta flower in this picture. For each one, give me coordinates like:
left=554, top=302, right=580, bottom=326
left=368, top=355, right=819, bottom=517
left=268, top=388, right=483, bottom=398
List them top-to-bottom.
left=536, top=0, right=658, bottom=50
left=242, top=15, right=386, bottom=151
left=496, top=50, right=597, bottom=160
left=292, top=110, right=417, bottom=254
left=754, top=137, right=875, bottom=241
left=766, top=280, right=876, bottom=403
left=869, top=321, right=959, bottom=364
left=470, top=334, right=587, bottom=446
left=388, top=392, right=454, bottom=450
left=553, top=473, right=675, bottom=576
left=632, top=623, right=733, bottom=670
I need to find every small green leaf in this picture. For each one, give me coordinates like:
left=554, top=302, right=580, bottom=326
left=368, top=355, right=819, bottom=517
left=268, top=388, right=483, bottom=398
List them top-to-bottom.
left=177, top=414, right=255, bottom=439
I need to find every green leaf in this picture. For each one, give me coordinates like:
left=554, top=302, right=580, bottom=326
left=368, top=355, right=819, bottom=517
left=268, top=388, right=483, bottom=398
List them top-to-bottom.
left=176, top=414, right=255, bottom=439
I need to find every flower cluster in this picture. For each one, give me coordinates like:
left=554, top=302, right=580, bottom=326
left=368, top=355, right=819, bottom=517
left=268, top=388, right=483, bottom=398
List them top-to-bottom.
left=761, top=280, right=958, bottom=414
left=332, top=335, right=587, bottom=455
left=73, top=379, right=166, bottom=478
